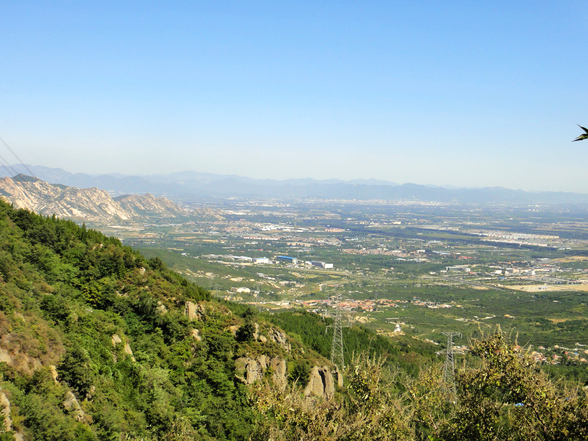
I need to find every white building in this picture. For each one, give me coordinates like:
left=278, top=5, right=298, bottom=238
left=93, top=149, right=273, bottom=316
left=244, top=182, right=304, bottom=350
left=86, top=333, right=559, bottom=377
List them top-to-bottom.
left=310, top=261, right=334, bottom=269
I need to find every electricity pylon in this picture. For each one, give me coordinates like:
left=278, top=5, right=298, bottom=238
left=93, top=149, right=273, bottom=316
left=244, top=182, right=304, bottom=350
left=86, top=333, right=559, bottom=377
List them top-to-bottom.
left=372, top=289, right=379, bottom=312
left=326, top=293, right=351, bottom=372
left=441, top=332, right=461, bottom=399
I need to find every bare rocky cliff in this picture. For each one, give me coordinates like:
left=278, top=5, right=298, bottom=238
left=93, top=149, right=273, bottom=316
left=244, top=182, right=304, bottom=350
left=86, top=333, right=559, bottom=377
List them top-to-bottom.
left=0, top=174, right=185, bottom=223
left=115, top=193, right=185, bottom=216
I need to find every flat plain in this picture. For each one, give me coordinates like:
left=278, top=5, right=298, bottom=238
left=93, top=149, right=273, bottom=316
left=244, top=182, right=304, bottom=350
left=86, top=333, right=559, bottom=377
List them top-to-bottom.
left=90, top=198, right=588, bottom=378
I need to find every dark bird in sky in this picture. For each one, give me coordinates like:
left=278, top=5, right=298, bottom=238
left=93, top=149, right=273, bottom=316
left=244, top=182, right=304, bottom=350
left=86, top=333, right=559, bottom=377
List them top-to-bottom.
left=573, top=125, right=588, bottom=142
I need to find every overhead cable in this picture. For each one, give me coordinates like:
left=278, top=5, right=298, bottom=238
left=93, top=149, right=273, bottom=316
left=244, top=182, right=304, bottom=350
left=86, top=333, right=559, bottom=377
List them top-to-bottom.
left=0, top=135, right=35, bottom=177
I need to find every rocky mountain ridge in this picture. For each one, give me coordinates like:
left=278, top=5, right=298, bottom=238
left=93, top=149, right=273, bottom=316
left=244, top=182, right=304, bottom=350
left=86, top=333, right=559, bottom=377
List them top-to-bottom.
left=5, top=164, right=588, bottom=204
left=0, top=174, right=185, bottom=223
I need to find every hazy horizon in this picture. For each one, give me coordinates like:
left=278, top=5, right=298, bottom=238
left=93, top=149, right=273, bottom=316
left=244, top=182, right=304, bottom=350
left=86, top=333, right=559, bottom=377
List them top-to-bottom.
left=1, top=1, right=587, bottom=193
left=5, top=163, right=588, bottom=196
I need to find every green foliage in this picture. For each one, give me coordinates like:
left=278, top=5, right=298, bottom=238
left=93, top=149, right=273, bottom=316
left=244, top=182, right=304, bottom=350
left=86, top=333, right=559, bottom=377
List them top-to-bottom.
left=0, top=201, right=251, bottom=440
left=235, top=321, right=256, bottom=342
left=439, top=330, right=588, bottom=440
left=57, top=344, right=94, bottom=397
left=288, top=359, right=311, bottom=385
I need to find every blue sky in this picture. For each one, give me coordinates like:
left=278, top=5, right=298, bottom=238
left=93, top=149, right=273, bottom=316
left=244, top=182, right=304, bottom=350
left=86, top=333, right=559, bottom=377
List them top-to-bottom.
left=1, top=1, right=587, bottom=192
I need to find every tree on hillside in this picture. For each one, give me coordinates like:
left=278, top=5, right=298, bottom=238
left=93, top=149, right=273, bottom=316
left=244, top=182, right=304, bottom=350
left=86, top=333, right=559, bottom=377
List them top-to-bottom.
left=440, top=330, right=588, bottom=440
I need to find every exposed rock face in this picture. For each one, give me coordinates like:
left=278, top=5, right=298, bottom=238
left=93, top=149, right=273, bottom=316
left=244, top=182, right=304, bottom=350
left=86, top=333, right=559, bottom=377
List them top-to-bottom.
left=0, top=174, right=185, bottom=223
left=0, top=175, right=134, bottom=222
left=115, top=193, right=184, bottom=216
left=190, top=207, right=225, bottom=220
left=184, top=301, right=206, bottom=321
left=0, top=311, right=64, bottom=376
left=226, top=325, right=240, bottom=337
left=268, top=328, right=291, bottom=352
left=191, top=329, right=202, bottom=341
left=111, top=334, right=135, bottom=361
left=123, top=343, right=135, bottom=361
left=0, top=344, right=43, bottom=375
left=235, top=356, right=287, bottom=388
left=235, top=357, right=265, bottom=385
left=235, top=357, right=331, bottom=396
left=270, top=358, right=287, bottom=390
left=49, top=365, right=59, bottom=384
left=304, top=366, right=335, bottom=399
left=0, top=387, right=12, bottom=432
left=63, top=391, right=86, bottom=422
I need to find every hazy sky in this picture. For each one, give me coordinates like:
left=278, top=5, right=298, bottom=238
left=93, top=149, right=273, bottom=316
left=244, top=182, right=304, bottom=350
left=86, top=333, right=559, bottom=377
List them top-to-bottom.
left=1, top=1, right=588, bottom=192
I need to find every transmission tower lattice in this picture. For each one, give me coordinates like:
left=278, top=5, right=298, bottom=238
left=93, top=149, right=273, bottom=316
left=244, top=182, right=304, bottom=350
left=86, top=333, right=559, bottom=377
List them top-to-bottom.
left=326, top=293, right=351, bottom=372
left=442, top=332, right=461, bottom=398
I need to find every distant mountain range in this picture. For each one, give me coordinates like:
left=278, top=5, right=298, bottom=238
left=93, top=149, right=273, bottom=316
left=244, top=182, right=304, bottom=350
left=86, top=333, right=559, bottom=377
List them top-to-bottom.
left=2, top=165, right=588, bottom=205
left=0, top=174, right=185, bottom=223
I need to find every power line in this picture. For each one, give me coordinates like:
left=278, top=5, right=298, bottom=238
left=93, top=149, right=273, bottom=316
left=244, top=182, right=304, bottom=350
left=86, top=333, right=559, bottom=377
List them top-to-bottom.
left=0, top=135, right=35, bottom=177
left=0, top=150, right=17, bottom=176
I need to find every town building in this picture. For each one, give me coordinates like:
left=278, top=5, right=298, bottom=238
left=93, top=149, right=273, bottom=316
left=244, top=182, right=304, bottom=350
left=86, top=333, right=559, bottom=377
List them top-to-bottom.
left=276, top=256, right=298, bottom=264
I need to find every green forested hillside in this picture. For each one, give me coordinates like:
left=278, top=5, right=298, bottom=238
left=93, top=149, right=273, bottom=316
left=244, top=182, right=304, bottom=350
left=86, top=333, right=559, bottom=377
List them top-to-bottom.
left=0, top=200, right=316, bottom=440
left=1, top=200, right=588, bottom=440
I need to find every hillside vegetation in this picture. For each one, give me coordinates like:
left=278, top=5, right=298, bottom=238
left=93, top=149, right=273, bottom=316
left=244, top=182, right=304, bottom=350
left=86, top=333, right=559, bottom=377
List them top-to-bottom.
left=0, top=199, right=588, bottom=440
left=0, top=199, right=322, bottom=440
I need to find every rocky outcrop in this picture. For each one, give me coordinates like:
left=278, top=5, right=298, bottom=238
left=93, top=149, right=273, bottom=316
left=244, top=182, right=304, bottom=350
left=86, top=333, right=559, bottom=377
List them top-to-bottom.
left=0, top=174, right=185, bottom=223
left=0, top=175, right=134, bottom=222
left=115, top=193, right=185, bottom=216
left=190, top=207, right=225, bottom=220
left=184, top=302, right=206, bottom=321
left=0, top=312, right=64, bottom=376
left=227, top=325, right=240, bottom=337
left=268, top=328, right=291, bottom=352
left=191, top=329, right=202, bottom=341
left=111, top=334, right=135, bottom=362
left=111, top=334, right=122, bottom=346
left=123, top=343, right=135, bottom=361
left=0, top=345, right=43, bottom=375
left=235, top=355, right=287, bottom=389
left=235, top=357, right=265, bottom=385
left=235, top=357, right=333, bottom=396
left=270, top=358, right=287, bottom=390
left=49, top=365, right=59, bottom=384
left=304, top=366, right=335, bottom=399
left=0, top=387, right=12, bottom=432
left=0, top=388, right=24, bottom=441
left=63, top=391, right=86, bottom=422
